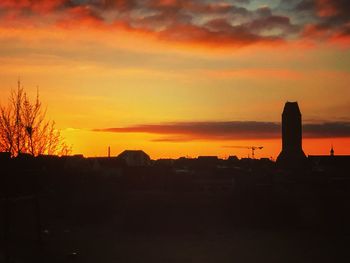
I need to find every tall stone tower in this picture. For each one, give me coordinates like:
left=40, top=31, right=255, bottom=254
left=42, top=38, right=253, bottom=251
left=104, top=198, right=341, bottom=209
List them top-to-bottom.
left=277, top=102, right=307, bottom=169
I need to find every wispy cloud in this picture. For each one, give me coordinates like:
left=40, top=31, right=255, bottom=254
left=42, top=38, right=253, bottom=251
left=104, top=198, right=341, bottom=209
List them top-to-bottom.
left=94, top=121, right=350, bottom=142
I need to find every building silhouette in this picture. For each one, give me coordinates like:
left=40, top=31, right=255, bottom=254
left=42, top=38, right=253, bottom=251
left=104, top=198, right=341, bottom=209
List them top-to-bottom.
left=277, top=101, right=307, bottom=169
left=117, top=150, right=151, bottom=167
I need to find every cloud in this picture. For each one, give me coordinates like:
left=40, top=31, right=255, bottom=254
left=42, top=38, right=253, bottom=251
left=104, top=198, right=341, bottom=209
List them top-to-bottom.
left=0, top=0, right=302, bottom=48
left=0, top=0, right=67, bottom=12
left=1, top=0, right=349, bottom=48
left=291, top=0, right=350, bottom=44
left=94, top=121, right=350, bottom=142
left=95, top=121, right=280, bottom=141
left=304, top=122, right=350, bottom=138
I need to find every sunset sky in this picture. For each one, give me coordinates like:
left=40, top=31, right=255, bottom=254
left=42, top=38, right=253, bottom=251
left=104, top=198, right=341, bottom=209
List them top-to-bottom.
left=0, top=0, right=350, bottom=159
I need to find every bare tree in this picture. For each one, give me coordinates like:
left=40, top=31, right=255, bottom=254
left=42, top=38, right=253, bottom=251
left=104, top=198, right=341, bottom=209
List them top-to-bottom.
left=0, top=81, right=71, bottom=157
left=0, top=104, right=15, bottom=154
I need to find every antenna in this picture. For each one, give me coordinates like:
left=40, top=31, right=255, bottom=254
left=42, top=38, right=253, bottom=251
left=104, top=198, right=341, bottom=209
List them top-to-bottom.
left=330, top=144, right=334, bottom=156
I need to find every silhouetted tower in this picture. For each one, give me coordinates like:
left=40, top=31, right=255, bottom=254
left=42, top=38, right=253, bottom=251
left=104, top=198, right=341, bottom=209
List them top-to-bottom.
left=277, top=102, right=307, bottom=169
left=330, top=145, right=334, bottom=156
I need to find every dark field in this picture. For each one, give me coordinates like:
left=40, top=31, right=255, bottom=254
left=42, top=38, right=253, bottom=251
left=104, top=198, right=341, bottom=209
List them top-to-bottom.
left=2, top=156, right=350, bottom=262
left=2, top=191, right=350, bottom=263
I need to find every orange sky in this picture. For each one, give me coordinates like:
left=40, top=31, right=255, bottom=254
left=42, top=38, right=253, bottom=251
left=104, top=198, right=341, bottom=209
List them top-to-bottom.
left=0, top=0, right=349, bottom=159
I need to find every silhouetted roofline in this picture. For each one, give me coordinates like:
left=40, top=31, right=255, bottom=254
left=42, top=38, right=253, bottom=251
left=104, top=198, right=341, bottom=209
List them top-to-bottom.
left=282, top=101, right=301, bottom=115
left=117, top=150, right=151, bottom=158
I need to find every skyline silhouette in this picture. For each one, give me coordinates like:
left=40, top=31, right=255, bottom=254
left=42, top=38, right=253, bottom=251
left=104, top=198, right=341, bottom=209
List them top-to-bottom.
left=1, top=82, right=349, bottom=159
left=1, top=102, right=350, bottom=262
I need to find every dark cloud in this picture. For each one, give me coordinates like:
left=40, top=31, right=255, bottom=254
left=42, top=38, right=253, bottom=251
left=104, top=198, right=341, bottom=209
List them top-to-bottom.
left=0, top=0, right=300, bottom=47
left=1, top=0, right=349, bottom=47
left=292, top=0, right=350, bottom=40
left=295, top=0, right=315, bottom=11
left=300, top=0, right=350, bottom=18
left=256, top=6, right=272, bottom=17
left=245, top=15, right=299, bottom=36
left=158, top=21, right=279, bottom=47
left=94, top=121, right=350, bottom=142
left=304, top=122, right=350, bottom=138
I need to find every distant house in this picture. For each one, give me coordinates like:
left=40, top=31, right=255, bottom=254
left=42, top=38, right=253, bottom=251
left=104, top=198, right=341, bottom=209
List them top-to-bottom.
left=308, top=146, right=350, bottom=173
left=117, top=150, right=151, bottom=167
left=308, top=155, right=350, bottom=173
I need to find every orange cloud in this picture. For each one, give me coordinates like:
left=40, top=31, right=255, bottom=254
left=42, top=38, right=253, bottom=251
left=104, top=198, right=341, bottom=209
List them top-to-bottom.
left=0, top=0, right=297, bottom=49
left=0, top=0, right=67, bottom=13
left=1, top=0, right=350, bottom=52
left=94, top=121, right=350, bottom=142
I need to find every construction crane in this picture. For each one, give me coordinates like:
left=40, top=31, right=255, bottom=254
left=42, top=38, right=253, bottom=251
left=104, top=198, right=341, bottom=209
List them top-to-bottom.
left=227, top=146, right=264, bottom=159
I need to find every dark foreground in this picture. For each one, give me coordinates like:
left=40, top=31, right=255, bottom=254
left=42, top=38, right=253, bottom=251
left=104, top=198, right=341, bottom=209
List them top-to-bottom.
left=1, top=155, right=350, bottom=262
left=2, top=191, right=350, bottom=263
